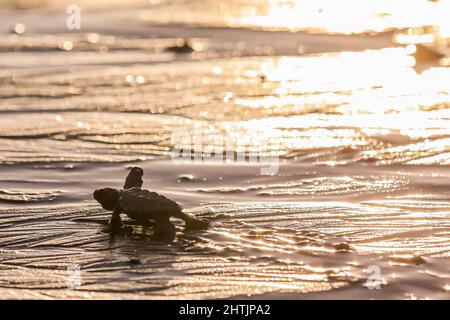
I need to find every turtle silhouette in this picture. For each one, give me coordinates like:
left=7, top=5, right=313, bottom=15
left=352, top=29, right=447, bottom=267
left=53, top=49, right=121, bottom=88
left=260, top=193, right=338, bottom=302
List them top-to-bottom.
left=93, top=167, right=209, bottom=240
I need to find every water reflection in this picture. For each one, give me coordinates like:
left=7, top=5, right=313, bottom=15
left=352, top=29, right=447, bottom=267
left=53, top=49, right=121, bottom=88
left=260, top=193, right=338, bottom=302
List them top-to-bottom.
left=126, top=0, right=450, bottom=37
left=231, top=0, right=450, bottom=35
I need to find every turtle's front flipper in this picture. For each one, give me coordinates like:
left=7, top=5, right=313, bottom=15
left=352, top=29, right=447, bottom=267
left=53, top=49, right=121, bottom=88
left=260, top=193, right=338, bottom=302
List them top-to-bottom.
left=124, top=167, right=144, bottom=189
left=153, top=217, right=176, bottom=241
left=185, top=217, right=210, bottom=230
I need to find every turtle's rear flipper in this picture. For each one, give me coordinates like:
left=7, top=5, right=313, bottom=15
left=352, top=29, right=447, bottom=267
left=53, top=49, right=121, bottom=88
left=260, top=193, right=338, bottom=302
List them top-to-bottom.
left=124, top=167, right=144, bottom=189
left=174, top=210, right=210, bottom=230
left=153, top=217, right=176, bottom=241
left=185, top=217, right=209, bottom=231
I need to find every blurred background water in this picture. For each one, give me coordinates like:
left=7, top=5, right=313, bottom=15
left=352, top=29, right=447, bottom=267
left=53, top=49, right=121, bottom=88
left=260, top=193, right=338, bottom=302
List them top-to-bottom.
left=0, top=0, right=449, bottom=299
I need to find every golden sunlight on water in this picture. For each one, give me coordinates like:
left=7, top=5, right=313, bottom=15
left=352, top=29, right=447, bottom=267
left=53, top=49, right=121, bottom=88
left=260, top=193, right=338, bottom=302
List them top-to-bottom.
left=3, top=0, right=450, bottom=37
left=105, top=0, right=450, bottom=38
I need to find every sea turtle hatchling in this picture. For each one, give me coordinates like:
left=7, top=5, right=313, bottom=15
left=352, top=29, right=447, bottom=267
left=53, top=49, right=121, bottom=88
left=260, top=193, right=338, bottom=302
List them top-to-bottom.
left=93, top=167, right=209, bottom=240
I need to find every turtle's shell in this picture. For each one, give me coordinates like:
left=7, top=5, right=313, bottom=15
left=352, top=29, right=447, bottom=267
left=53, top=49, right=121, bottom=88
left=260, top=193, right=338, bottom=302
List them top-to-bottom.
left=118, top=187, right=182, bottom=221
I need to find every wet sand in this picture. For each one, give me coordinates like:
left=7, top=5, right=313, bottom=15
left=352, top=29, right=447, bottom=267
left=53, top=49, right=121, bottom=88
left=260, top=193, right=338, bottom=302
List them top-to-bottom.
left=0, top=1, right=449, bottom=299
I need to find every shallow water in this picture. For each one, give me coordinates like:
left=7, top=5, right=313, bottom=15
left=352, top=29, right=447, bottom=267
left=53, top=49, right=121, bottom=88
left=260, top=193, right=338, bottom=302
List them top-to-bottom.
left=0, top=1, right=449, bottom=299
left=0, top=162, right=449, bottom=299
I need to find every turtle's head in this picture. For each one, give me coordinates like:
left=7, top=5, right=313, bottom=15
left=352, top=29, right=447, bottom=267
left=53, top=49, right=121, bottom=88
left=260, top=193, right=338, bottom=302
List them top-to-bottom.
left=93, top=188, right=121, bottom=211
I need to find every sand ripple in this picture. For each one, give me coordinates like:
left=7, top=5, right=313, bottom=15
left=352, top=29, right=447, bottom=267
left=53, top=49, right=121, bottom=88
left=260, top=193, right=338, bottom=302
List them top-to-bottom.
left=0, top=200, right=448, bottom=299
